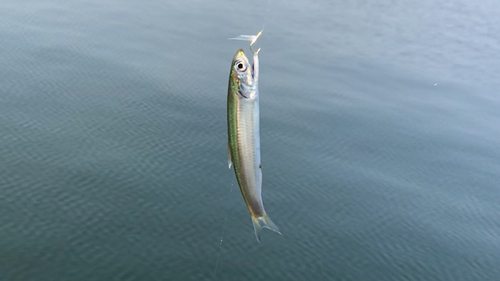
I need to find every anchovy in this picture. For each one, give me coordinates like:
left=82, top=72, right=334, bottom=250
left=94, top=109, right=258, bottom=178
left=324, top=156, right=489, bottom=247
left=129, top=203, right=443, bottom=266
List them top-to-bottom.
left=227, top=48, right=280, bottom=242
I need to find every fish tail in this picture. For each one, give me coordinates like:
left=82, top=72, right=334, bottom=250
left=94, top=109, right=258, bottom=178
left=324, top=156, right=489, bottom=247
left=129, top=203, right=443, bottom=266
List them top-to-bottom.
left=251, top=213, right=281, bottom=242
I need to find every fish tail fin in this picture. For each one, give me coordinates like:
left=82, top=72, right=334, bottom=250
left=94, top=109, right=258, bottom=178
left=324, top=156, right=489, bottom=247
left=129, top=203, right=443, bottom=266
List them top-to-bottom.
left=251, top=213, right=281, bottom=242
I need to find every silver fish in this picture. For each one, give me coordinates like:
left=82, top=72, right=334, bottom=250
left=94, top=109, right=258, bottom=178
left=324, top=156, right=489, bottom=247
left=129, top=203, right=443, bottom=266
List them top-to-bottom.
left=227, top=38, right=280, bottom=242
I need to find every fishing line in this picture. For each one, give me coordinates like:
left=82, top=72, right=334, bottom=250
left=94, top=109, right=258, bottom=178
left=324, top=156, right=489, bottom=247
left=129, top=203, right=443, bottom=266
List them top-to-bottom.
left=228, top=0, right=271, bottom=52
left=261, top=0, right=272, bottom=31
left=212, top=179, right=234, bottom=279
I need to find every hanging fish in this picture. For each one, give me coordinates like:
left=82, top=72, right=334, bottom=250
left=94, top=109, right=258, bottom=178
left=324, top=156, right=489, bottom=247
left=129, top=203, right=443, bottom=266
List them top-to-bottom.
left=227, top=30, right=281, bottom=242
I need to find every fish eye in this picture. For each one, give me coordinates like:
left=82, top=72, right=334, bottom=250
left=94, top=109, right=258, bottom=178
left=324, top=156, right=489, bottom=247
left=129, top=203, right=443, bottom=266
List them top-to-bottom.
left=235, top=61, right=246, bottom=72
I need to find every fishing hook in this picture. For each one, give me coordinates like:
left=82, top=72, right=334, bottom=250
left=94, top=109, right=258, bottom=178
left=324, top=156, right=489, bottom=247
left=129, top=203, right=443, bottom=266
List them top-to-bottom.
left=250, top=30, right=263, bottom=55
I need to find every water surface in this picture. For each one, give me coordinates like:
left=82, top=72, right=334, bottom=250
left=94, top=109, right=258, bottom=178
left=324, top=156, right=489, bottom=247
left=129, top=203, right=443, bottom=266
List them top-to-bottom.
left=0, top=0, right=499, bottom=280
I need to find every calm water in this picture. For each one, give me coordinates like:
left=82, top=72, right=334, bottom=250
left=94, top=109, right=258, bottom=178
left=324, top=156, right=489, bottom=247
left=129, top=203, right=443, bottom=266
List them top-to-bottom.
left=1, top=0, right=499, bottom=280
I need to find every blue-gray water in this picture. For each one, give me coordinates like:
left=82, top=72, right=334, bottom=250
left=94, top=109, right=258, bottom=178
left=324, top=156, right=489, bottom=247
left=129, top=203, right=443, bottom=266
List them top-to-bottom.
left=1, top=0, right=499, bottom=280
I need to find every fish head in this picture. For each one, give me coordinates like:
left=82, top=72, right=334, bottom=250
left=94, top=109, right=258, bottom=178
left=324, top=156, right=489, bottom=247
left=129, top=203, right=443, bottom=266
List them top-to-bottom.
left=230, top=49, right=256, bottom=99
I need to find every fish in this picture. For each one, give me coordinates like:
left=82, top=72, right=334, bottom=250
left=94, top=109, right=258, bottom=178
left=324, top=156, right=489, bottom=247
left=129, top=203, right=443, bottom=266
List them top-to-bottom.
left=227, top=47, right=281, bottom=242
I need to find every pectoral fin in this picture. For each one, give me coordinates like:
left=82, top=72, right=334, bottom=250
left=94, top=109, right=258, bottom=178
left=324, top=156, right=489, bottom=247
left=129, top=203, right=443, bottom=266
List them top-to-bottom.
left=228, top=145, right=232, bottom=169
